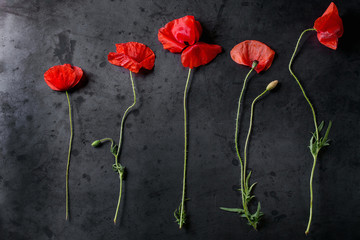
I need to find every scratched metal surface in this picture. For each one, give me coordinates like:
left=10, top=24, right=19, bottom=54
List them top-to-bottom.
left=0, top=0, right=359, bottom=239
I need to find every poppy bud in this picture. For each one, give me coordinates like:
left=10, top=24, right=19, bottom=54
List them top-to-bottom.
left=252, top=60, right=258, bottom=69
left=266, top=80, right=278, bottom=91
left=91, top=140, right=101, bottom=147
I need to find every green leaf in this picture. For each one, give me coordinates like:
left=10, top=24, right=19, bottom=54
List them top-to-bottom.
left=318, top=121, right=325, bottom=132
left=323, top=121, right=332, bottom=143
left=309, top=135, right=317, bottom=155
left=111, top=144, right=118, bottom=157
left=245, top=171, right=252, bottom=188
left=249, top=182, right=257, bottom=193
left=255, top=202, right=262, bottom=218
left=174, top=205, right=186, bottom=225
left=220, top=207, right=244, bottom=213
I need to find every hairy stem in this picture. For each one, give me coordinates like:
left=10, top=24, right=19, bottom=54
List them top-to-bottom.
left=288, top=28, right=319, bottom=140
left=289, top=28, right=323, bottom=235
left=234, top=67, right=255, bottom=217
left=179, top=68, right=192, bottom=229
left=113, top=71, right=137, bottom=224
left=243, top=89, right=268, bottom=187
left=243, top=89, right=268, bottom=230
left=65, top=91, right=73, bottom=221
left=305, top=153, right=318, bottom=235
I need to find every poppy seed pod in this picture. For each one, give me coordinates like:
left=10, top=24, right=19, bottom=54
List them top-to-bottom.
left=266, top=80, right=278, bottom=91
left=91, top=140, right=101, bottom=147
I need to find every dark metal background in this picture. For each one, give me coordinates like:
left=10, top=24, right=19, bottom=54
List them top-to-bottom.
left=0, top=0, right=359, bottom=239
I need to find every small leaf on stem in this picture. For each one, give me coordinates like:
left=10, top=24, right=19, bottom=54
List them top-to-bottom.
left=220, top=207, right=245, bottom=213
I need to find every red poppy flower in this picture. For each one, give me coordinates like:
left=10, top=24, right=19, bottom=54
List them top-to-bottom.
left=313, top=2, right=343, bottom=50
left=158, top=15, right=222, bottom=68
left=230, top=40, right=275, bottom=73
left=108, top=42, right=155, bottom=73
left=44, top=64, right=83, bottom=91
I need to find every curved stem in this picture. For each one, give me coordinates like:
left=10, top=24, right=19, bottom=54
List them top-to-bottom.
left=288, top=28, right=319, bottom=140
left=234, top=67, right=255, bottom=213
left=179, top=68, right=192, bottom=229
left=113, top=71, right=137, bottom=224
left=115, top=71, right=137, bottom=160
left=243, top=89, right=268, bottom=181
left=65, top=91, right=73, bottom=221
left=99, top=138, right=114, bottom=144
left=305, top=154, right=318, bottom=235
left=113, top=172, right=123, bottom=224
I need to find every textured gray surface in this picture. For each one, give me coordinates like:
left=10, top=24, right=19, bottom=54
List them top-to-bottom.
left=0, top=0, right=360, bottom=239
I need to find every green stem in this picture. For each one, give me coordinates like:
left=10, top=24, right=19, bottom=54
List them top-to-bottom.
left=288, top=28, right=319, bottom=140
left=289, top=28, right=322, bottom=235
left=234, top=67, right=255, bottom=216
left=179, top=68, right=192, bottom=229
left=113, top=71, right=137, bottom=224
left=116, top=71, right=137, bottom=159
left=242, top=89, right=268, bottom=230
left=243, top=89, right=268, bottom=187
left=65, top=91, right=73, bottom=221
left=99, top=138, right=114, bottom=144
left=305, top=153, right=318, bottom=235
left=113, top=171, right=123, bottom=224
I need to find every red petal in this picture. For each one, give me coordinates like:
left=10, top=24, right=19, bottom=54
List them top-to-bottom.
left=313, top=2, right=343, bottom=50
left=158, top=15, right=202, bottom=53
left=158, top=27, right=187, bottom=53
left=230, top=40, right=275, bottom=73
left=108, top=42, right=155, bottom=73
left=181, top=42, right=222, bottom=69
left=108, top=52, right=141, bottom=73
left=63, top=64, right=83, bottom=88
left=44, top=65, right=77, bottom=91
left=71, top=65, right=84, bottom=86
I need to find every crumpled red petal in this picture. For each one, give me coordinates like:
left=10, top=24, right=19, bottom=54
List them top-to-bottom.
left=313, top=2, right=343, bottom=50
left=158, top=15, right=202, bottom=53
left=230, top=40, right=275, bottom=73
left=108, top=42, right=155, bottom=73
left=181, top=42, right=222, bottom=69
left=44, top=64, right=83, bottom=91
left=63, top=64, right=83, bottom=88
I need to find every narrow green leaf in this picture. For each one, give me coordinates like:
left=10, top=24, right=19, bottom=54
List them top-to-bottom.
left=318, top=121, right=325, bottom=132
left=323, top=121, right=332, bottom=143
left=309, top=135, right=316, bottom=154
left=309, top=135, right=314, bottom=147
left=110, top=144, right=118, bottom=157
left=245, top=171, right=252, bottom=188
left=249, top=182, right=257, bottom=193
left=256, top=202, right=261, bottom=217
left=174, top=205, right=186, bottom=225
left=220, top=207, right=244, bottom=213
